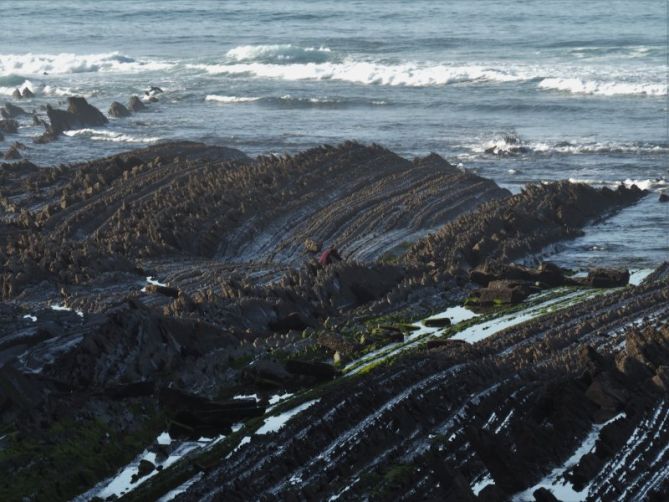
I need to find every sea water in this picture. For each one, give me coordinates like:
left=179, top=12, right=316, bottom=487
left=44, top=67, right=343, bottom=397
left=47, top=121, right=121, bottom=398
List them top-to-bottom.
left=1, top=0, right=666, bottom=266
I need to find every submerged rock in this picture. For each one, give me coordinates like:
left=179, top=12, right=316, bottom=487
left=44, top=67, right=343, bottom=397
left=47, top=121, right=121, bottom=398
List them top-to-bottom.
left=128, top=96, right=146, bottom=112
left=108, top=101, right=131, bottom=118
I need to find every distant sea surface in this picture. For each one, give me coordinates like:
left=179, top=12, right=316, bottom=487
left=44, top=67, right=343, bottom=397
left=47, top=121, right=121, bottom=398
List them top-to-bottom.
left=1, top=0, right=667, bottom=267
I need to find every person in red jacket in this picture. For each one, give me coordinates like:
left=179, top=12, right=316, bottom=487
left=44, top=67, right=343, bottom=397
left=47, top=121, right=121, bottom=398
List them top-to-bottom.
left=319, top=246, right=342, bottom=266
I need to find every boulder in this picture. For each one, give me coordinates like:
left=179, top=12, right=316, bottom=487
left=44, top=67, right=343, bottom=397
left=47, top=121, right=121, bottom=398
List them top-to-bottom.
left=11, top=88, right=22, bottom=100
left=21, top=88, right=35, bottom=98
left=65, top=96, right=108, bottom=127
left=128, top=96, right=146, bottom=112
left=40, top=97, right=108, bottom=142
left=108, top=101, right=131, bottom=118
left=0, top=119, right=19, bottom=134
left=0, top=130, right=3, bottom=142
left=659, top=193, right=669, bottom=203
left=470, top=262, right=566, bottom=288
left=584, top=268, right=629, bottom=288
left=468, top=280, right=533, bottom=305
left=143, top=283, right=179, bottom=298
left=424, top=317, right=452, bottom=328
left=137, top=459, right=155, bottom=477
left=533, top=487, right=559, bottom=502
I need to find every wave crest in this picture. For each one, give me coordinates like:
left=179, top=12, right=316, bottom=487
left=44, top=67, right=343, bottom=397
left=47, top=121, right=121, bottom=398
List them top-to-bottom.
left=224, top=44, right=332, bottom=64
left=0, top=52, right=172, bottom=76
left=193, top=60, right=524, bottom=87
left=538, top=77, right=666, bottom=96
left=63, top=129, right=161, bottom=143
left=474, top=134, right=669, bottom=157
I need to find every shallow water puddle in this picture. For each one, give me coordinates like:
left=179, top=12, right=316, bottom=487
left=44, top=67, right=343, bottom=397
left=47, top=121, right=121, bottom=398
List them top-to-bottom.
left=629, top=268, right=653, bottom=286
left=141, top=276, right=168, bottom=292
left=345, top=288, right=601, bottom=375
left=50, top=303, right=84, bottom=317
left=256, top=399, right=320, bottom=435
left=512, top=413, right=626, bottom=501
left=86, top=425, right=242, bottom=500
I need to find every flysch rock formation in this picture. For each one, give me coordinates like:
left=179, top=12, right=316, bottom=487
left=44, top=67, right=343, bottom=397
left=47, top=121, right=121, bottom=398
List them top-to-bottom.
left=0, top=141, right=662, bottom=501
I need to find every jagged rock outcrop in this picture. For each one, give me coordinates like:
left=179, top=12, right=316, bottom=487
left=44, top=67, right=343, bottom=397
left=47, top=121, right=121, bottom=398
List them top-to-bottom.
left=128, top=95, right=146, bottom=112
left=35, top=97, right=108, bottom=143
left=108, top=101, right=131, bottom=118
left=0, top=142, right=658, bottom=501
left=405, top=181, right=646, bottom=272
left=177, top=268, right=669, bottom=501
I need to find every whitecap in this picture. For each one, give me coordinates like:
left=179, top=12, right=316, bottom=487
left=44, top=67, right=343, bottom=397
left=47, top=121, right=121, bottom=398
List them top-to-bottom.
left=224, top=44, right=332, bottom=64
left=0, top=52, right=173, bottom=76
left=189, top=60, right=526, bottom=87
left=538, top=77, right=666, bottom=96
left=0, top=79, right=35, bottom=96
left=205, top=95, right=260, bottom=103
left=63, top=129, right=162, bottom=144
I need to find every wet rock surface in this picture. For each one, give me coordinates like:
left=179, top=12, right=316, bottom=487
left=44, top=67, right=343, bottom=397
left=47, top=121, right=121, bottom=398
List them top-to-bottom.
left=0, top=141, right=658, bottom=501
left=180, top=271, right=669, bottom=502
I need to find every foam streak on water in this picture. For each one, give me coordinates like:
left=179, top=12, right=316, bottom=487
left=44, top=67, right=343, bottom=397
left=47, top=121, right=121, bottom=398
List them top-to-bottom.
left=0, top=0, right=666, bottom=267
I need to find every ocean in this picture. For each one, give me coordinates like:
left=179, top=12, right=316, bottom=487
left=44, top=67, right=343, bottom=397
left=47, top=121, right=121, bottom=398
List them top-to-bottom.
left=1, top=0, right=667, bottom=268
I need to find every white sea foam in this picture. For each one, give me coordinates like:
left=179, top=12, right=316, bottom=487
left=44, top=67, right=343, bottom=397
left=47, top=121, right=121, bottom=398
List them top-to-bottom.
left=224, top=44, right=332, bottom=64
left=190, top=51, right=666, bottom=96
left=0, top=52, right=173, bottom=76
left=191, top=60, right=526, bottom=87
left=538, top=77, right=667, bottom=96
left=0, top=79, right=35, bottom=96
left=205, top=95, right=260, bottom=103
left=63, top=128, right=162, bottom=144
left=474, top=133, right=669, bottom=157
left=567, top=177, right=668, bottom=192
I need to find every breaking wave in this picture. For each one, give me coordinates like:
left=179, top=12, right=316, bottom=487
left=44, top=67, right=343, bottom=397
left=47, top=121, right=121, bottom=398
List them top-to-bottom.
left=224, top=44, right=332, bottom=64
left=0, top=52, right=173, bottom=76
left=192, top=60, right=525, bottom=87
left=538, top=78, right=667, bottom=96
left=205, top=94, right=388, bottom=107
left=205, top=95, right=260, bottom=103
left=63, top=129, right=162, bottom=144
left=474, top=133, right=669, bottom=157
left=568, top=177, right=668, bottom=193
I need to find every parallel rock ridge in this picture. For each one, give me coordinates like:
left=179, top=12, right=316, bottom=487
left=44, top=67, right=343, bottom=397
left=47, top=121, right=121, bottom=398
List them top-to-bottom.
left=0, top=141, right=661, bottom=501
left=181, top=271, right=669, bottom=502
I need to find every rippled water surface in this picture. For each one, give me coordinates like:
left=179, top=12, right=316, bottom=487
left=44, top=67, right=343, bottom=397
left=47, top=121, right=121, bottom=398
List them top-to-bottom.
left=1, top=0, right=667, bottom=265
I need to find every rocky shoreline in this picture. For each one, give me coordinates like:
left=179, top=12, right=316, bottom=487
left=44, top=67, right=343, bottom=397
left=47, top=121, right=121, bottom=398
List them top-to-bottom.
left=0, top=141, right=666, bottom=501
